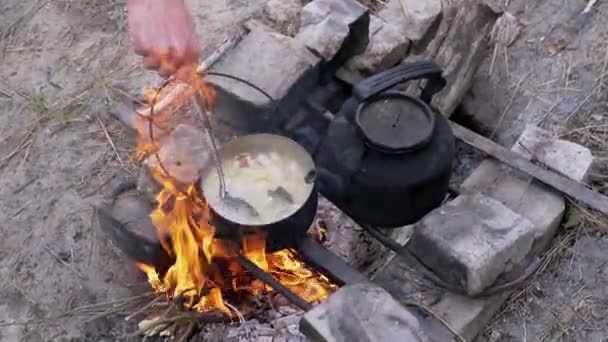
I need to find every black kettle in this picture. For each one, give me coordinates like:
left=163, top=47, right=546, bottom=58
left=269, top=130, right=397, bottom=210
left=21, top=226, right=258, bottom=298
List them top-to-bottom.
left=314, top=61, right=455, bottom=227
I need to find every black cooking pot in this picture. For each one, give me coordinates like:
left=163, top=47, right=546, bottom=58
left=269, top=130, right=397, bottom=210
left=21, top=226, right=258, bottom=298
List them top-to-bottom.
left=314, top=61, right=455, bottom=227
left=200, top=134, right=319, bottom=251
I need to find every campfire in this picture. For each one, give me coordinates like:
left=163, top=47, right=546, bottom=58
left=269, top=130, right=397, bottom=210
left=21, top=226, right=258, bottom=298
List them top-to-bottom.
left=131, top=72, right=336, bottom=317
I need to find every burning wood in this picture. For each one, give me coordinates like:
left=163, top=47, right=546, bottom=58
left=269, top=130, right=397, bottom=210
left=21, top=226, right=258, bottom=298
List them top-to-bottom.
left=132, top=72, right=336, bottom=317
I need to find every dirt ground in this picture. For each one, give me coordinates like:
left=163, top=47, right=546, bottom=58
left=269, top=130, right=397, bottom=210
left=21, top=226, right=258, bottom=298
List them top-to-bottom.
left=1, top=0, right=608, bottom=341
left=463, top=0, right=608, bottom=341
left=0, top=1, right=265, bottom=341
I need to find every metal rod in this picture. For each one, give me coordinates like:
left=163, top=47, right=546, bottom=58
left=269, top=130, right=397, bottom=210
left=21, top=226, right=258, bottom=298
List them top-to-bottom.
left=192, top=93, right=227, bottom=199
left=363, top=225, right=541, bottom=297
left=294, top=236, right=367, bottom=286
left=236, top=255, right=313, bottom=311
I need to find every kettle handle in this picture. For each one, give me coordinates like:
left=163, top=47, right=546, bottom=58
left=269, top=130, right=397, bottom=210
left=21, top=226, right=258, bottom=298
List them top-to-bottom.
left=352, top=61, right=446, bottom=104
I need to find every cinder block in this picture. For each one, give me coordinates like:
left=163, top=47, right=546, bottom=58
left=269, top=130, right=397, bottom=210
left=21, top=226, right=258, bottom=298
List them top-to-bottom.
left=211, top=28, right=320, bottom=109
left=421, top=124, right=594, bottom=340
left=461, top=124, right=594, bottom=253
left=407, top=193, right=536, bottom=296
left=300, top=282, right=431, bottom=342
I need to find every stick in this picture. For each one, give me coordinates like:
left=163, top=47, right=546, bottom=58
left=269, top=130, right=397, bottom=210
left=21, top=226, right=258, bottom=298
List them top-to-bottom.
left=582, top=0, right=598, bottom=14
left=135, top=31, right=243, bottom=118
left=197, top=31, right=244, bottom=73
left=95, top=113, right=128, bottom=172
left=450, top=121, right=608, bottom=215
left=0, top=135, right=33, bottom=170
left=6, top=199, right=33, bottom=221
left=42, top=243, right=88, bottom=280
left=236, top=255, right=312, bottom=311
left=125, top=296, right=164, bottom=321
left=403, top=301, right=467, bottom=342
left=129, top=311, right=225, bottom=337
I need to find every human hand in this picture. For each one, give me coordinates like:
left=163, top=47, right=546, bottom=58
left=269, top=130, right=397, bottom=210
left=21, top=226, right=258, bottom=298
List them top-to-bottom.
left=127, top=0, right=200, bottom=81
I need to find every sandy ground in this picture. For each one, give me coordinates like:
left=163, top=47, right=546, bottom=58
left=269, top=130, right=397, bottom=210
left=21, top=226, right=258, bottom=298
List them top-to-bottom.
left=1, top=0, right=608, bottom=341
left=462, top=0, right=608, bottom=341
left=0, top=1, right=265, bottom=341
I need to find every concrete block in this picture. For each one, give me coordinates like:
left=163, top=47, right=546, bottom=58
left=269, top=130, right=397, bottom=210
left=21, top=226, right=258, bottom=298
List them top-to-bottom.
left=295, top=0, right=369, bottom=61
left=379, top=0, right=443, bottom=42
left=346, top=15, right=410, bottom=74
left=211, top=29, right=320, bottom=110
left=461, top=124, right=594, bottom=253
left=512, top=124, right=593, bottom=181
left=417, top=125, right=596, bottom=341
left=408, top=193, right=536, bottom=296
left=300, top=282, right=431, bottom=342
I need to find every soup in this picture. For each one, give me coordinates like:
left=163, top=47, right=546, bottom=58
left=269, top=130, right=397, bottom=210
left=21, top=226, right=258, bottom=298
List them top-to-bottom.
left=202, top=150, right=311, bottom=225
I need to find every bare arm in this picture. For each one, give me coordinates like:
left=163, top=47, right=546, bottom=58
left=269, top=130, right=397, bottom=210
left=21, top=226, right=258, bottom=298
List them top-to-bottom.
left=126, top=0, right=200, bottom=80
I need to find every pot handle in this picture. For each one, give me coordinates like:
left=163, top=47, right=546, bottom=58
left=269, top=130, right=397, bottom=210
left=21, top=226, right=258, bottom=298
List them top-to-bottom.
left=353, top=60, right=447, bottom=104
left=315, top=168, right=347, bottom=198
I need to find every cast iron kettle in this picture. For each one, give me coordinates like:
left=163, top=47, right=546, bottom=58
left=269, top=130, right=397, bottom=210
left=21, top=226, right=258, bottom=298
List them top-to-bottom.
left=315, top=61, right=455, bottom=227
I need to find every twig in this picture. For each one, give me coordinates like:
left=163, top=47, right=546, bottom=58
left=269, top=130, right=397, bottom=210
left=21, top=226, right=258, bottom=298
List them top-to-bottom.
left=398, top=0, right=410, bottom=19
left=582, top=0, right=598, bottom=14
left=198, top=31, right=244, bottom=73
left=489, top=44, right=498, bottom=76
left=491, top=70, right=532, bottom=139
left=95, top=113, right=129, bottom=172
left=0, top=135, right=33, bottom=170
left=12, top=177, right=36, bottom=194
left=5, top=199, right=33, bottom=221
left=87, top=207, right=97, bottom=267
left=42, top=243, right=88, bottom=280
left=125, top=296, right=165, bottom=321
left=224, top=301, right=245, bottom=323
left=403, top=301, right=467, bottom=342
left=84, top=305, right=129, bottom=323
left=129, top=311, right=225, bottom=337
left=176, top=321, right=195, bottom=342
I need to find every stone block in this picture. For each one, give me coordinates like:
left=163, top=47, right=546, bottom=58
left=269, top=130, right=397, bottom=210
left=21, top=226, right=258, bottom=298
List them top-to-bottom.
left=295, top=0, right=369, bottom=61
left=379, top=0, right=443, bottom=42
left=346, top=15, right=410, bottom=74
left=211, top=28, right=320, bottom=110
left=461, top=124, right=594, bottom=253
left=512, top=124, right=593, bottom=181
left=412, top=125, right=596, bottom=341
left=407, top=193, right=536, bottom=296
left=300, top=282, right=431, bottom=342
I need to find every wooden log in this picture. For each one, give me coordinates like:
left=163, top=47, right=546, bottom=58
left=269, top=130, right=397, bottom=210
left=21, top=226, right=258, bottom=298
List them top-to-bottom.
left=403, top=1, right=500, bottom=116
left=450, top=121, right=608, bottom=215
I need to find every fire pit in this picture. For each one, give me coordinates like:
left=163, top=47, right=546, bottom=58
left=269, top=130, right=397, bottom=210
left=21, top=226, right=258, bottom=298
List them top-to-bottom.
left=97, top=51, right=463, bottom=340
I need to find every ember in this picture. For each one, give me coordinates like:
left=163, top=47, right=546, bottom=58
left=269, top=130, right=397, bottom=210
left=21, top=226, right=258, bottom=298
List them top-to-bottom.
left=133, top=71, right=336, bottom=316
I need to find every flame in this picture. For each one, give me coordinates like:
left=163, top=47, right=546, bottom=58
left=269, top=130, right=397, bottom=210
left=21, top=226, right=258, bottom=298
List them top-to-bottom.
left=134, top=71, right=336, bottom=316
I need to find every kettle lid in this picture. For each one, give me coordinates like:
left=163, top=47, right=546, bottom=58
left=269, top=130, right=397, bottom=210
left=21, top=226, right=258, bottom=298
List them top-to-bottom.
left=354, top=92, right=435, bottom=153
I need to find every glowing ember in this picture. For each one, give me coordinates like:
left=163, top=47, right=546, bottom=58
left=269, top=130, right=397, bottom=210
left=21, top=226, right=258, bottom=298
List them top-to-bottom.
left=133, top=71, right=336, bottom=316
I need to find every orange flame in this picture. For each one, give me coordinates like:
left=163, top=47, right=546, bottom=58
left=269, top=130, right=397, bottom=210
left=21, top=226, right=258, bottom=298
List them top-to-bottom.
left=134, top=71, right=336, bottom=316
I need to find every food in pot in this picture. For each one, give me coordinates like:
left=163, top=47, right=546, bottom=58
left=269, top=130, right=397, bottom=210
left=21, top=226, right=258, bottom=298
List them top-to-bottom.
left=202, top=151, right=312, bottom=225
